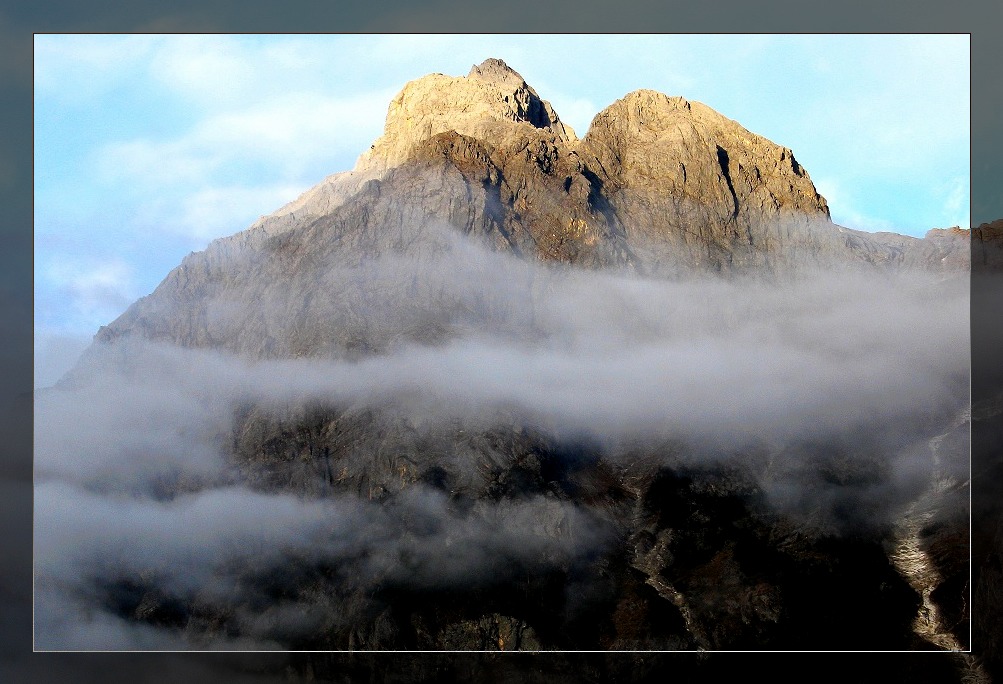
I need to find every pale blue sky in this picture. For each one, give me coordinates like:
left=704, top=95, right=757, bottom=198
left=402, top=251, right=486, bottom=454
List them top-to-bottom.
left=33, top=34, right=970, bottom=387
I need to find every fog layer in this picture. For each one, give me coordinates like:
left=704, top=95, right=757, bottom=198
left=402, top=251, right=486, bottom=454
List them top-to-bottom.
left=35, top=223, right=970, bottom=650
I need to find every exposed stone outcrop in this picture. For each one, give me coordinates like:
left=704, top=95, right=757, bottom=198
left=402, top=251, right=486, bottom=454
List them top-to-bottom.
left=357, top=57, right=576, bottom=175
left=581, top=89, right=829, bottom=219
left=973, top=219, right=1003, bottom=268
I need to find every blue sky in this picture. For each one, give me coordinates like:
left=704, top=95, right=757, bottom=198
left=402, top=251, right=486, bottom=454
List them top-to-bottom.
left=33, top=34, right=970, bottom=387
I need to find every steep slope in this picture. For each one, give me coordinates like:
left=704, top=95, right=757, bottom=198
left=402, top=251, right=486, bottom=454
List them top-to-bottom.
left=221, top=58, right=576, bottom=251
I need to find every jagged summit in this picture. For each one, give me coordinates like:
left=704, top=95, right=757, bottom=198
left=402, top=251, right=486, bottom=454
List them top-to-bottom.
left=175, top=56, right=968, bottom=287
left=182, top=57, right=965, bottom=306
left=355, top=57, right=576, bottom=174
left=466, top=57, right=566, bottom=134
left=467, top=57, right=526, bottom=89
left=245, top=58, right=578, bottom=241
left=249, top=59, right=828, bottom=258
left=581, top=86, right=830, bottom=239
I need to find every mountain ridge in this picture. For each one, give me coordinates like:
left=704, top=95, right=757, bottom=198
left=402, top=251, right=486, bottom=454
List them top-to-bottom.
left=90, top=58, right=967, bottom=357
left=221, top=58, right=963, bottom=278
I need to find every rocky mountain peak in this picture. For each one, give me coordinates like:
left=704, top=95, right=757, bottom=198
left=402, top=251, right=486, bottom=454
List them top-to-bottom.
left=220, top=57, right=965, bottom=284
left=467, top=57, right=527, bottom=89
left=356, top=58, right=576, bottom=174
left=581, top=87, right=830, bottom=224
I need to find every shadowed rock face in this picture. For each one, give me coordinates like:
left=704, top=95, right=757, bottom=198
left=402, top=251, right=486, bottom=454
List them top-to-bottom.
left=48, top=59, right=972, bottom=660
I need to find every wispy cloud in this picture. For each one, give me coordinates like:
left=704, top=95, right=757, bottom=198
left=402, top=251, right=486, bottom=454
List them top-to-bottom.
left=146, top=35, right=258, bottom=105
left=95, top=88, right=393, bottom=187
left=174, top=182, right=313, bottom=242
left=34, top=223, right=969, bottom=649
left=35, top=253, right=144, bottom=368
left=41, top=257, right=138, bottom=325
left=33, top=330, right=90, bottom=390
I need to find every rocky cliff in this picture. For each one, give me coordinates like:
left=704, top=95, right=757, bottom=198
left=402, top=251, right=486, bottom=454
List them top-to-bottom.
left=45, top=59, right=972, bottom=664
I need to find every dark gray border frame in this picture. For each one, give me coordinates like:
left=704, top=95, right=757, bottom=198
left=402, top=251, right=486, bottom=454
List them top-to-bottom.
left=6, top=3, right=998, bottom=682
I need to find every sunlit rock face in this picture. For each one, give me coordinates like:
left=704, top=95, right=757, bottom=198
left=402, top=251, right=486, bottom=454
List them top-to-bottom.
left=359, top=57, right=577, bottom=172
left=39, top=58, right=971, bottom=665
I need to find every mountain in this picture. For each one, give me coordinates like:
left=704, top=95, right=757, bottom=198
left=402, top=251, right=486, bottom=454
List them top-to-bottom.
left=39, top=59, right=973, bottom=665
left=84, top=59, right=966, bottom=359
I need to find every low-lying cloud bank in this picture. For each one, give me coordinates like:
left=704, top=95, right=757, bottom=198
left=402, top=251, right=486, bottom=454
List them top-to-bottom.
left=34, top=224, right=970, bottom=650
left=35, top=479, right=612, bottom=650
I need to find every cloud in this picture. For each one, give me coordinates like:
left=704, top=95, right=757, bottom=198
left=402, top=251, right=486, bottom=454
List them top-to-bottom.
left=35, top=35, right=363, bottom=111
left=146, top=35, right=257, bottom=105
left=146, top=35, right=413, bottom=109
left=81, top=83, right=396, bottom=251
left=93, top=85, right=391, bottom=193
left=95, top=87, right=393, bottom=187
left=96, top=138, right=215, bottom=187
left=165, top=182, right=312, bottom=243
left=42, top=220, right=970, bottom=480
left=34, top=221, right=970, bottom=648
left=40, top=257, right=138, bottom=327
left=33, top=330, right=90, bottom=389
left=34, top=470, right=612, bottom=649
